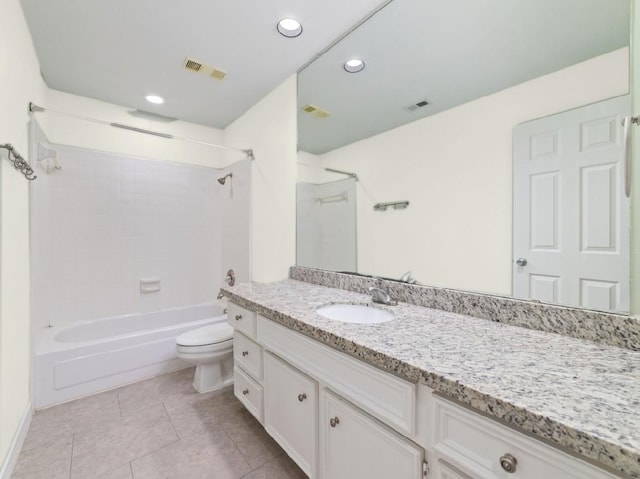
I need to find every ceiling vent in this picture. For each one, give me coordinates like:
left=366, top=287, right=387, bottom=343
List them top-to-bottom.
left=183, top=57, right=227, bottom=80
left=405, top=100, right=429, bottom=112
left=302, top=104, right=331, bottom=119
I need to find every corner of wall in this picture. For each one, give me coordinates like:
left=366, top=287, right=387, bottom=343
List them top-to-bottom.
left=223, top=75, right=298, bottom=283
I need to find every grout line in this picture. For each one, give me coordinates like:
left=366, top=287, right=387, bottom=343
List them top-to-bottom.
left=116, top=391, right=124, bottom=417
left=161, top=402, right=180, bottom=440
left=221, top=427, right=255, bottom=471
left=68, top=434, right=75, bottom=479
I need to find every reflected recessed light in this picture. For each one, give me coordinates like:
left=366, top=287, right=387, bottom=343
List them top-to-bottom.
left=277, top=18, right=303, bottom=38
left=344, top=59, right=365, bottom=73
left=145, top=95, right=164, bottom=104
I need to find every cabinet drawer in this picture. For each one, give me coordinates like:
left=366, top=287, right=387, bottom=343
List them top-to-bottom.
left=228, top=302, right=257, bottom=338
left=258, top=316, right=416, bottom=437
left=234, top=331, right=263, bottom=382
left=234, top=366, right=263, bottom=424
left=434, top=398, right=616, bottom=479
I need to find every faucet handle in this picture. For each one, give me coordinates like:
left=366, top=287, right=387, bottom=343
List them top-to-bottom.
left=400, top=271, right=417, bottom=284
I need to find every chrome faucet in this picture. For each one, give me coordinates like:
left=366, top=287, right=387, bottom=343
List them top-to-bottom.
left=399, top=270, right=418, bottom=284
left=368, top=277, right=398, bottom=306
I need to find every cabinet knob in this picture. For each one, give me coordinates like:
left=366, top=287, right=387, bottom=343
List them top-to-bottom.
left=235, top=314, right=242, bottom=321
left=242, top=351, right=249, bottom=357
left=242, top=389, right=249, bottom=396
left=298, top=393, right=307, bottom=402
left=329, top=416, right=340, bottom=428
left=499, top=453, right=517, bottom=473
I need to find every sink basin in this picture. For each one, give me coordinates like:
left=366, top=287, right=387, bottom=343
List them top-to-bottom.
left=316, top=304, right=394, bottom=324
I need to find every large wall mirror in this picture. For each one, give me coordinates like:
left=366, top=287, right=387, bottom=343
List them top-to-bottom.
left=296, top=0, right=632, bottom=313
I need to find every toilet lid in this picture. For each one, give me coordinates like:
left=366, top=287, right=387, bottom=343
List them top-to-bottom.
left=176, top=323, right=233, bottom=347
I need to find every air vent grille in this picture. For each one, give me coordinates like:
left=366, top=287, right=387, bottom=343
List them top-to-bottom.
left=183, top=57, right=226, bottom=80
left=184, top=59, right=203, bottom=72
left=406, top=100, right=429, bottom=111
left=302, top=104, right=330, bottom=118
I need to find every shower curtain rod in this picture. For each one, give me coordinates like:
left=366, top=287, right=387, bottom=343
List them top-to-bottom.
left=28, top=103, right=254, bottom=159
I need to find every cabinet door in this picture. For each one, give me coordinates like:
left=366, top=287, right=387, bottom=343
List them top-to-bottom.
left=264, top=352, right=318, bottom=478
left=320, top=389, right=423, bottom=479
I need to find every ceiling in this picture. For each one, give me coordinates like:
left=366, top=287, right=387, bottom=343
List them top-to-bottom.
left=20, top=0, right=387, bottom=129
left=298, top=0, right=630, bottom=154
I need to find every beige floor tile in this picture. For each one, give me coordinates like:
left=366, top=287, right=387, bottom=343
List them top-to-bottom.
left=116, top=368, right=195, bottom=415
left=164, top=386, right=244, bottom=439
left=23, top=389, right=120, bottom=452
left=70, top=404, right=178, bottom=478
left=223, top=407, right=284, bottom=469
left=131, top=427, right=252, bottom=479
left=11, top=436, right=73, bottom=479
left=240, top=454, right=308, bottom=479
left=96, top=463, right=133, bottom=479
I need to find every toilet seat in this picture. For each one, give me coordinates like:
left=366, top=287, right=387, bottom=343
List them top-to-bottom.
left=176, top=322, right=233, bottom=348
left=176, top=339, right=233, bottom=355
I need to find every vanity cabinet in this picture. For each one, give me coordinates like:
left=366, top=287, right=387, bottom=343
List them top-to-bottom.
left=227, top=301, right=618, bottom=479
left=264, top=352, right=318, bottom=477
left=320, top=389, right=423, bottom=479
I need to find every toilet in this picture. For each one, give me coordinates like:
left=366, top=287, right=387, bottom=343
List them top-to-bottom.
left=175, top=322, right=234, bottom=393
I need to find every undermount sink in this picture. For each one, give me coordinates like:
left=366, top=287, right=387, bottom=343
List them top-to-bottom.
left=316, top=304, right=395, bottom=324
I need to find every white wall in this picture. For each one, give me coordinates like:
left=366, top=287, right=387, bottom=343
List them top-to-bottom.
left=0, top=0, right=46, bottom=471
left=316, top=48, right=629, bottom=295
left=224, top=75, right=297, bottom=283
left=43, top=89, right=230, bottom=168
left=30, top=145, right=223, bottom=330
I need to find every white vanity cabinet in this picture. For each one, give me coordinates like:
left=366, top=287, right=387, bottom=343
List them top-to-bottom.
left=226, top=301, right=619, bottom=479
left=264, top=352, right=318, bottom=477
left=320, top=389, right=424, bottom=479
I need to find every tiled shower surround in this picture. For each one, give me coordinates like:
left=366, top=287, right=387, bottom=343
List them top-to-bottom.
left=30, top=145, right=222, bottom=329
left=289, top=266, right=640, bottom=351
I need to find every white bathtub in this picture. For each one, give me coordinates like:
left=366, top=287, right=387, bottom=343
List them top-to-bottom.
left=34, top=303, right=226, bottom=409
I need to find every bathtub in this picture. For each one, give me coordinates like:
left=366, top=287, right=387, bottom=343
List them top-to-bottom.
left=34, top=303, right=226, bottom=409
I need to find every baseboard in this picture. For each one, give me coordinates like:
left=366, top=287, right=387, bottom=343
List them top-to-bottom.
left=0, top=402, right=32, bottom=479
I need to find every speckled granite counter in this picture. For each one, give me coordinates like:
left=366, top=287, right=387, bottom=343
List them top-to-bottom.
left=222, top=279, right=640, bottom=478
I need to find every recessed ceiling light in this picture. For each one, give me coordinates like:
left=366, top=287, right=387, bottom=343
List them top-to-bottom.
left=277, top=18, right=303, bottom=38
left=344, top=59, right=365, bottom=73
left=145, top=95, right=164, bottom=104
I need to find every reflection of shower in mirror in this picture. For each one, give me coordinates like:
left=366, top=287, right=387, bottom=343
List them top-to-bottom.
left=217, top=172, right=232, bottom=185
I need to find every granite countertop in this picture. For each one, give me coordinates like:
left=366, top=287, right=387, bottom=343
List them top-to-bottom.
left=222, top=279, right=640, bottom=478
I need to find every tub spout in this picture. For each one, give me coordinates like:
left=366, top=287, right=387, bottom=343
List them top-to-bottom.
left=217, top=291, right=225, bottom=300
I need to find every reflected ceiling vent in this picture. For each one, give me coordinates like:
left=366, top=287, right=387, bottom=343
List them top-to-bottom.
left=183, top=57, right=227, bottom=80
left=405, top=100, right=429, bottom=112
left=302, top=104, right=331, bottom=119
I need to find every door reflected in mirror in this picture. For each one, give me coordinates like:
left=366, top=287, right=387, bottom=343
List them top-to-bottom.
left=296, top=0, right=632, bottom=313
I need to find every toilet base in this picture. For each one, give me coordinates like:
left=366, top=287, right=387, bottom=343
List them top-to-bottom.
left=192, top=356, right=234, bottom=393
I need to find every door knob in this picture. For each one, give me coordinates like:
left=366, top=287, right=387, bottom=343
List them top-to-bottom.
left=515, top=257, right=528, bottom=267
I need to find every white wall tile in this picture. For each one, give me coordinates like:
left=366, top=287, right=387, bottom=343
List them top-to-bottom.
left=30, top=145, right=233, bottom=329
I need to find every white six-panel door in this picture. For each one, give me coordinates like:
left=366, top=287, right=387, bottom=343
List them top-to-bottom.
left=513, top=95, right=630, bottom=312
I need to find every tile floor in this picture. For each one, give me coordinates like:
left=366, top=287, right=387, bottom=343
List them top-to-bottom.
left=12, top=368, right=307, bottom=479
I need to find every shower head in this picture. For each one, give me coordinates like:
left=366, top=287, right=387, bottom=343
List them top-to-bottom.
left=217, top=172, right=233, bottom=185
